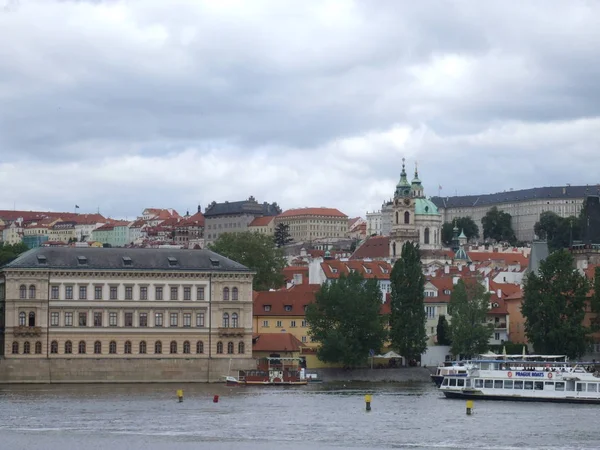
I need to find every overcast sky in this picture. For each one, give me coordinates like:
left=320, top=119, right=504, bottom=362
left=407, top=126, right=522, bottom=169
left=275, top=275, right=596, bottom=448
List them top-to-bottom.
left=1, top=0, right=600, bottom=219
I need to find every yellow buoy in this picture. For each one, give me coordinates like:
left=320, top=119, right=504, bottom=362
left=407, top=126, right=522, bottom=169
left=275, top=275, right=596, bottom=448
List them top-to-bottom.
left=177, top=389, right=184, bottom=403
left=365, top=394, right=372, bottom=411
left=466, top=400, right=473, bottom=415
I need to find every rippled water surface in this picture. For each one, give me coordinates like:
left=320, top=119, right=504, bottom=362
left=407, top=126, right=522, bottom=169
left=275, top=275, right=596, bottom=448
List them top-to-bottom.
left=1, top=381, right=599, bottom=450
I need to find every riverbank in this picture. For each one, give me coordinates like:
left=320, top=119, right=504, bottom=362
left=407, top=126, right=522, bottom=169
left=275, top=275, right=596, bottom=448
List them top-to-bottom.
left=310, top=367, right=431, bottom=383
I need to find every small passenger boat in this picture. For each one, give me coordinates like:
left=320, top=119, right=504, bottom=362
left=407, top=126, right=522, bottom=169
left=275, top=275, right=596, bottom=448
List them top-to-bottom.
left=440, top=355, right=600, bottom=404
left=224, top=356, right=309, bottom=386
left=430, top=362, right=470, bottom=387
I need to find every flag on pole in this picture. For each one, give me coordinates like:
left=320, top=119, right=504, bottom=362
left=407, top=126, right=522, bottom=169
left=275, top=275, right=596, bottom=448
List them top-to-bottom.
left=438, top=185, right=442, bottom=190
left=75, top=205, right=80, bottom=209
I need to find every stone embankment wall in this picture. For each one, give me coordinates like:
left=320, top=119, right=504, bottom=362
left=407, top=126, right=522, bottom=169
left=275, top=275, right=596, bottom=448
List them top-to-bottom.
left=0, top=358, right=254, bottom=384
left=312, top=367, right=431, bottom=383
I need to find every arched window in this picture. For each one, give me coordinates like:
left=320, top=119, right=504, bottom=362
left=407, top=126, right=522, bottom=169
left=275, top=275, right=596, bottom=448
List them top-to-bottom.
left=396, top=211, right=399, bottom=224
left=404, top=211, right=410, bottom=224
left=424, top=227, right=430, bottom=245
left=392, top=242, right=397, bottom=257
left=19, top=285, right=26, bottom=299
left=29, top=285, right=36, bottom=299
left=223, top=287, right=229, bottom=301
left=232, top=287, right=238, bottom=301
left=28, top=311, right=35, bottom=327
left=19, top=312, right=26, bottom=326
left=222, top=313, right=229, bottom=328
left=231, top=313, right=238, bottom=328
left=12, top=341, right=19, bottom=354
left=23, top=341, right=31, bottom=354
left=35, top=341, right=42, bottom=354
left=50, top=341, right=58, bottom=354
left=65, top=341, right=72, bottom=354
left=78, top=341, right=86, bottom=354
left=94, top=341, right=102, bottom=354
left=109, top=341, right=117, bottom=354
left=124, top=341, right=132, bottom=354
left=139, top=341, right=147, bottom=354
left=154, top=341, right=162, bottom=354
left=170, top=341, right=177, bottom=354
left=183, top=341, right=191, bottom=354
left=196, top=341, right=204, bottom=354
left=216, top=341, right=223, bottom=354
left=238, top=341, right=245, bottom=354
left=227, top=342, right=234, bottom=354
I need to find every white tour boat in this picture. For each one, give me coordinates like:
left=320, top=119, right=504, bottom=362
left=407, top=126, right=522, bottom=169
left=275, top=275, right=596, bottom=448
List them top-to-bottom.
left=440, top=355, right=600, bottom=404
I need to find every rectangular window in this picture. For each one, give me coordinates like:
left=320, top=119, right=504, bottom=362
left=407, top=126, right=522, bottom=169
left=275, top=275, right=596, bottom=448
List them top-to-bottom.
left=51, top=286, right=59, bottom=300
left=65, top=286, right=73, bottom=300
left=79, top=286, right=87, bottom=300
left=94, top=286, right=103, bottom=300
left=110, top=286, right=118, bottom=300
left=125, top=286, right=133, bottom=300
left=140, top=286, right=148, bottom=300
left=155, top=287, right=163, bottom=300
left=170, top=287, right=178, bottom=301
left=183, top=287, right=191, bottom=300
left=197, top=287, right=205, bottom=300
left=425, top=306, right=435, bottom=319
left=51, top=312, right=59, bottom=326
left=65, top=312, right=73, bottom=326
left=78, top=312, right=87, bottom=327
left=94, top=312, right=102, bottom=327
left=109, top=312, right=117, bottom=327
left=124, top=312, right=133, bottom=327
left=139, top=313, right=148, bottom=327
left=155, top=313, right=163, bottom=327
left=170, top=313, right=178, bottom=327
left=183, top=313, right=191, bottom=327
left=196, top=313, right=205, bottom=327
left=262, top=320, right=269, bottom=327
left=276, top=320, right=282, bottom=328
left=290, top=320, right=296, bottom=327
left=301, top=320, right=307, bottom=327
left=494, top=332, right=500, bottom=341
left=302, top=336, right=307, bottom=343
left=474, top=379, right=484, bottom=388
left=484, top=380, right=493, bottom=389
left=494, top=380, right=503, bottom=389
left=504, top=380, right=514, bottom=389
left=514, top=380, right=524, bottom=389
left=524, top=381, right=534, bottom=390
left=576, top=383, right=584, bottom=392
left=588, top=383, right=598, bottom=392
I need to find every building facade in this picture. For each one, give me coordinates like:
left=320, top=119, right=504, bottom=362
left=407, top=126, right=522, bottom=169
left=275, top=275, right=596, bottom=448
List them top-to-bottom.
left=431, top=185, right=590, bottom=242
left=203, top=197, right=281, bottom=244
left=274, top=208, right=348, bottom=243
left=248, top=216, right=276, bottom=235
left=0, top=248, right=254, bottom=369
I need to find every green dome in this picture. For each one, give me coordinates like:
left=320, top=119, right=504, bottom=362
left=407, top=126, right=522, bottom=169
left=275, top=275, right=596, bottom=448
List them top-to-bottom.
left=414, top=198, right=439, bottom=215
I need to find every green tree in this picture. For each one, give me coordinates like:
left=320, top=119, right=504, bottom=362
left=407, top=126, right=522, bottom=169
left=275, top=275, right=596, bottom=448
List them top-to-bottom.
left=482, top=206, right=516, bottom=244
left=534, top=211, right=580, bottom=252
left=441, top=217, right=480, bottom=246
left=273, top=222, right=293, bottom=248
left=209, top=232, right=286, bottom=291
left=389, top=241, right=427, bottom=361
left=0, top=242, right=29, bottom=267
left=521, top=249, right=591, bottom=358
left=305, top=272, right=388, bottom=367
left=448, top=278, right=493, bottom=357
left=436, top=315, right=451, bottom=346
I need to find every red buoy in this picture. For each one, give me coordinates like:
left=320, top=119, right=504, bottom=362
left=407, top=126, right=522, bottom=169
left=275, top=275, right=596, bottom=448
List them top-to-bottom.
left=213, top=395, right=219, bottom=403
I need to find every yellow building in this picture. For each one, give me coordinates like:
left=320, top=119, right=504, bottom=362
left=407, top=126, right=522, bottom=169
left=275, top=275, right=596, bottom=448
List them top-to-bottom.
left=274, top=207, right=348, bottom=242
left=247, top=216, right=276, bottom=236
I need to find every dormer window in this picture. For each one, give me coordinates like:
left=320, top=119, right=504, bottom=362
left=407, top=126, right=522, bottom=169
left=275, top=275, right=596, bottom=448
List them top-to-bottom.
left=37, top=255, right=47, bottom=265
left=77, top=256, right=87, bottom=265
left=122, top=256, right=132, bottom=266
left=167, top=256, right=178, bottom=267
left=210, top=258, right=220, bottom=268
left=363, top=266, right=372, bottom=274
left=444, top=289, right=451, bottom=295
left=264, top=305, right=271, bottom=312
left=284, top=305, right=292, bottom=312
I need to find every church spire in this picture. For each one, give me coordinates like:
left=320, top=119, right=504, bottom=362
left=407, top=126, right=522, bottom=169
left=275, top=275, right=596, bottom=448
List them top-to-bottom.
left=395, top=157, right=411, bottom=197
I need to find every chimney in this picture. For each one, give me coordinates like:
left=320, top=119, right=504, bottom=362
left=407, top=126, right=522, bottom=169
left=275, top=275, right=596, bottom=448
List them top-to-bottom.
left=197, top=205, right=202, bottom=213
left=444, top=264, right=450, bottom=274
left=469, top=264, right=475, bottom=272
left=452, top=276, right=459, bottom=285
left=497, top=288, right=502, bottom=298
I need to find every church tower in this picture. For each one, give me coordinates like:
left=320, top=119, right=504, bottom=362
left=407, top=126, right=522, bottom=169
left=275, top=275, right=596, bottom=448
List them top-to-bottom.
left=389, top=158, right=419, bottom=259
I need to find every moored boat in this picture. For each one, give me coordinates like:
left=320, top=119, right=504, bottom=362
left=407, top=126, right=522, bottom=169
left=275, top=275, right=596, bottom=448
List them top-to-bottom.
left=440, top=355, right=600, bottom=404
left=224, top=356, right=309, bottom=386
left=430, top=362, right=470, bottom=387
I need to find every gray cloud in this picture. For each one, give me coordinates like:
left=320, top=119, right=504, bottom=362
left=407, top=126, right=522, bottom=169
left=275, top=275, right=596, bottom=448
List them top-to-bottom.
left=1, top=0, right=600, bottom=219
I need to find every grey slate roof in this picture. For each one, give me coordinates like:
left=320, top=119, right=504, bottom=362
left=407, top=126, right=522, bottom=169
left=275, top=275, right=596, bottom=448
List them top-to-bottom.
left=430, top=185, right=595, bottom=209
left=204, top=199, right=281, bottom=218
left=526, top=241, right=549, bottom=276
left=2, top=247, right=252, bottom=272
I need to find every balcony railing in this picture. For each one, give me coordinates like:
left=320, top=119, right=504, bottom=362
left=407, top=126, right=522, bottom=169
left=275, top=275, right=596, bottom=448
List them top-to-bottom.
left=494, top=323, right=507, bottom=330
left=13, top=326, right=42, bottom=337
left=218, top=327, right=245, bottom=337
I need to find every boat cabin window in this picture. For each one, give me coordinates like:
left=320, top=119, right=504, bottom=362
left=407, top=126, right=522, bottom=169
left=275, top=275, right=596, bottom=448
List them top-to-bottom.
left=442, top=378, right=449, bottom=386
left=449, top=378, right=457, bottom=387
left=457, top=379, right=465, bottom=387
left=466, top=379, right=471, bottom=388
left=475, top=379, right=483, bottom=388
left=484, top=380, right=493, bottom=388
left=494, top=380, right=503, bottom=389
left=504, top=380, right=513, bottom=389
left=514, top=380, right=523, bottom=389
left=524, top=381, right=533, bottom=390
left=534, top=381, right=544, bottom=390
left=544, top=381, right=554, bottom=390
left=555, top=382, right=565, bottom=391
left=566, top=382, right=574, bottom=391
left=576, top=383, right=585, bottom=392
left=588, top=383, right=598, bottom=392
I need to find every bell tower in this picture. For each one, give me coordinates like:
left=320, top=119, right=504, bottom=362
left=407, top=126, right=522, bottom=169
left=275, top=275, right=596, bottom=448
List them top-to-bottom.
left=389, top=158, right=419, bottom=259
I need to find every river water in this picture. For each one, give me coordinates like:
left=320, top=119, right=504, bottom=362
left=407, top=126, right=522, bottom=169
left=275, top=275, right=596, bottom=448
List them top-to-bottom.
left=0, top=381, right=598, bottom=450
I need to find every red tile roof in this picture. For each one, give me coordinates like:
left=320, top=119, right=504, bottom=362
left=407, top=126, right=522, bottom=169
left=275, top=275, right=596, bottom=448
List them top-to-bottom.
left=278, top=207, right=347, bottom=218
left=249, top=216, right=275, bottom=227
left=350, top=235, right=390, bottom=260
left=468, top=252, right=529, bottom=266
left=320, top=259, right=392, bottom=280
left=253, top=284, right=321, bottom=316
left=252, top=333, right=303, bottom=352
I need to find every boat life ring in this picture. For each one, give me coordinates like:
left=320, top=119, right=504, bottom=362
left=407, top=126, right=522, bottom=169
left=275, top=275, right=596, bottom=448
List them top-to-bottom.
left=507, top=371, right=512, bottom=378
left=548, top=373, right=553, bottom=379
left=273, top=377, right=282, bottom=383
